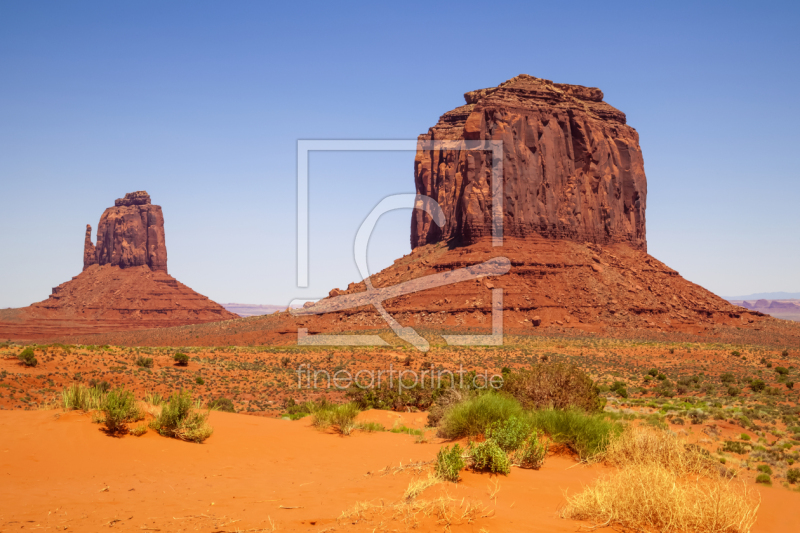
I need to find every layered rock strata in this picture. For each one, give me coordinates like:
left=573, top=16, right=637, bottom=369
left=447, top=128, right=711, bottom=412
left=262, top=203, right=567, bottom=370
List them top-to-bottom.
left=411, top=74, right=647, bottom=251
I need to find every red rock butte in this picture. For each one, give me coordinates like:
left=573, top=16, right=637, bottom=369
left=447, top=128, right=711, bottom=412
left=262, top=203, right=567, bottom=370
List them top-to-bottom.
left=412, top=74, right=646, bottom=251
left=0, top=191, right=237, bottom=341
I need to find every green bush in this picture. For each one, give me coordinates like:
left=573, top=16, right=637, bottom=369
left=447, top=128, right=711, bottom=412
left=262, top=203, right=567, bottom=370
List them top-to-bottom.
left=17, top=347, right=37, bottom=367
left=782, top=349, right=790, bottom=357
left=731, top=350, right=741, bottom=357
left=173, top=352, right=189, bottom=366
left=134, top=356, right=154, bottom=368
left=502, top=363, right=602, bottom=413
left=776, top=366, right=789, bottom=376
left=647, top=368, right=659, bottom=377
left=720, top=372, right=735, bottom=383
left=195, top=376, right=205, bottom=385
left=750, top=379, right=766, bottom=392
left=787, top=381, right=795, bottom=390
left=728, top=386, right=740, bottom=397
left=101, top=388, right=142, bottom=433
left=150, top=391, right=213, bottom=443
left=438, top=393, right=523, bottom=439
left=208, top=397, right=235, bottom=412
left=527, top=409, right=622, bottom=461
left=485, top=416, right=533, bottom=451
left=515, top=431, right=548, bottom=470
left=740, top=433, right=751, bottom=441
left=469, top=440, right=510, bottom=475
left=721, top=440, right=750, bottom=454
left=435, top=444, right=466, bottom=482
left=756, top=464, right=773, bottom=475
left=787, top=468, right=800, bottom=484
left=755, top=473, right=771, bottom=485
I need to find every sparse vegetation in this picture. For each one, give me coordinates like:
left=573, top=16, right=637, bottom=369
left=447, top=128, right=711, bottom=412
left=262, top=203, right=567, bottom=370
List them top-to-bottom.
left=17, top=347, right=37, bottom=367
left=173, top=352, right=189, bottom=366
left=134, top=356, right=153, bottom=368
left=100, top=387, right=142, bottom=433
left=150, top=391, right=213, bottom=443
left=437, top=393, right=522, bottom=439
left=469, top=439, right=510, bottom=474
left=435, top=444, right=466, bottom=482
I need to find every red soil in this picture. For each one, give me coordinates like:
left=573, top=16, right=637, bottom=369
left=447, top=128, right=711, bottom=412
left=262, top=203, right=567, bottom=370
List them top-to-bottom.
left=0, top=409, right=797, bottom=532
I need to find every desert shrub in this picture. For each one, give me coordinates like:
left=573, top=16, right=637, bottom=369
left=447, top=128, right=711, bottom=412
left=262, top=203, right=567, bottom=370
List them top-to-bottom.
left=17, top=347, right=37, bottom=367
left=782, top=349, right=790, bottom=357
left=731, top=350, right=741, bottom=357
left=173, top=352, right=189, bottom=366
left=134, top=356, right=153, bottom=368
left=502, top=363, right=602, bottom=413
left=776, top=366, right=789, bottom=376
left=647, top=368, right=659, bottom=377
left=720, top=372, right=735, bottom=383
left=657, top=373, right=667, bottom=381
left=195, top=376, right=204, bottom=385
left=89, top=379, right=111, bottom=392
left=346, top=379, right=439, bottom=412
left=749, top=379, right=766, bottom=392
left=655, top=380, right=675, bottom=398
left=788, top=381, right=795, bottom=390
left=62, top=383, right=105, bottom=411
left=728, top=386, right=740, bottom=397
left=426, top=387, right=474, bottom=427
left=101, top=388, right=142, bottom=433
left=144, top=391, right=163, bottom=405
left=150, top=391, right=213, bottom=443
left=437, top=393, right=522, bottom=439
left=208, top=397, right=235, bottom=412
left=310, top=402, right=360, bottom=435
left=527, top=409, right=622, bottom=461
left=687, top=409, right=708, bottom=425
left=485, top=416, right=533, bottom=451
left=672, top=417, right=685, bottom=425
left=357, top=421, right=385, bottom=432
left=130, top=423, right=148, bottom=436
left=604, top=427, right=716, bottom=476
left=514, top=431, right=548, bottom=469
left=740, top=433, right=751, bottom=441
left=469, top=440, right=510, bottom=475
left=721, top=440, right=751, bottom=454
left=435, top=444, right=466, bottom=482
left=561, top=463, right=759, bottom=533
left=756, top=464, right=772, bottom=475
left=787, top=468, right=800, bottom=484
left=755, top=473, right=771, bottom=485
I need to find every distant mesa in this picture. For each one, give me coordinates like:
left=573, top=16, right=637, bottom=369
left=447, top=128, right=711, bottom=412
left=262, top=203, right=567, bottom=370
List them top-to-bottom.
left=0, top=191, right=237, bottom=341
left=728, top=299, right=800, bottom=322
left=222, top=303, right=303, bottom=318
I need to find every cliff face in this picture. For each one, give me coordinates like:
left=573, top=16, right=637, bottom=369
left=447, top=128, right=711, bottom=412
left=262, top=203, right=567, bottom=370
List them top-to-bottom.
left=411, top=74, right=647, bottom=251
left=90, top=191, right=168, bottom=273
left=82, top=224, right=97, bottom=271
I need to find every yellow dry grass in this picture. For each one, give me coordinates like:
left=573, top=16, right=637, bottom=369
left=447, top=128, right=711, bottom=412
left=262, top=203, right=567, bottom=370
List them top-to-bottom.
left=603, top=426, right=718, bottom=475
left=561, top=463, right=759, bottom=533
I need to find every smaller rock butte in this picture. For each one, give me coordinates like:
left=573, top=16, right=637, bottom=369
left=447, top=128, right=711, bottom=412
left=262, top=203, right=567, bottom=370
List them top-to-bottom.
left=0, top=191, right=236, bottom=341
left=84, top=191, right=168, bottom=273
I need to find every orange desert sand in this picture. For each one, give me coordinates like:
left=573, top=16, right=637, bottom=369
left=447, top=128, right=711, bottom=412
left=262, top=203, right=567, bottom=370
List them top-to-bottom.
left=1, top=409, right=798, bottom=533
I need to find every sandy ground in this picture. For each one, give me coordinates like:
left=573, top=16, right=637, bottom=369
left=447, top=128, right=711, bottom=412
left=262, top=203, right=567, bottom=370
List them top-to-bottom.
left=0, top=410, right=799, bottom=532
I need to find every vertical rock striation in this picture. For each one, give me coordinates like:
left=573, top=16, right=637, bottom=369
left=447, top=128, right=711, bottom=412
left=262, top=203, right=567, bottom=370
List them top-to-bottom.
left=411, top=74, right=647, bottom=251
left=89, top=191, right=169, bottom=273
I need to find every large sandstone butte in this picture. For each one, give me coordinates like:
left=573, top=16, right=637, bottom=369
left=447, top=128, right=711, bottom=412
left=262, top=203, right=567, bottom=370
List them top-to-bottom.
left=412, top=74, right=646, bottom=251
left=0, top=191, right=236, bottom=341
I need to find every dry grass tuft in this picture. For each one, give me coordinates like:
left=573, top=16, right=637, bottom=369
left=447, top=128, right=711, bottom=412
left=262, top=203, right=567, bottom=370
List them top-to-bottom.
left=603, top=426, right=719, bottom=476
left=561, top=463, right=759, bottom=533
left=403, top=474, right=441, bottom=501
left=341, top=491, right=487, bottom=530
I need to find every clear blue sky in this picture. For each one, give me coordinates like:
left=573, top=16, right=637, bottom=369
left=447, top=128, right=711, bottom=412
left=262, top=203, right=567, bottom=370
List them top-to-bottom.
left=1, top=1, right=798, bottom=308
